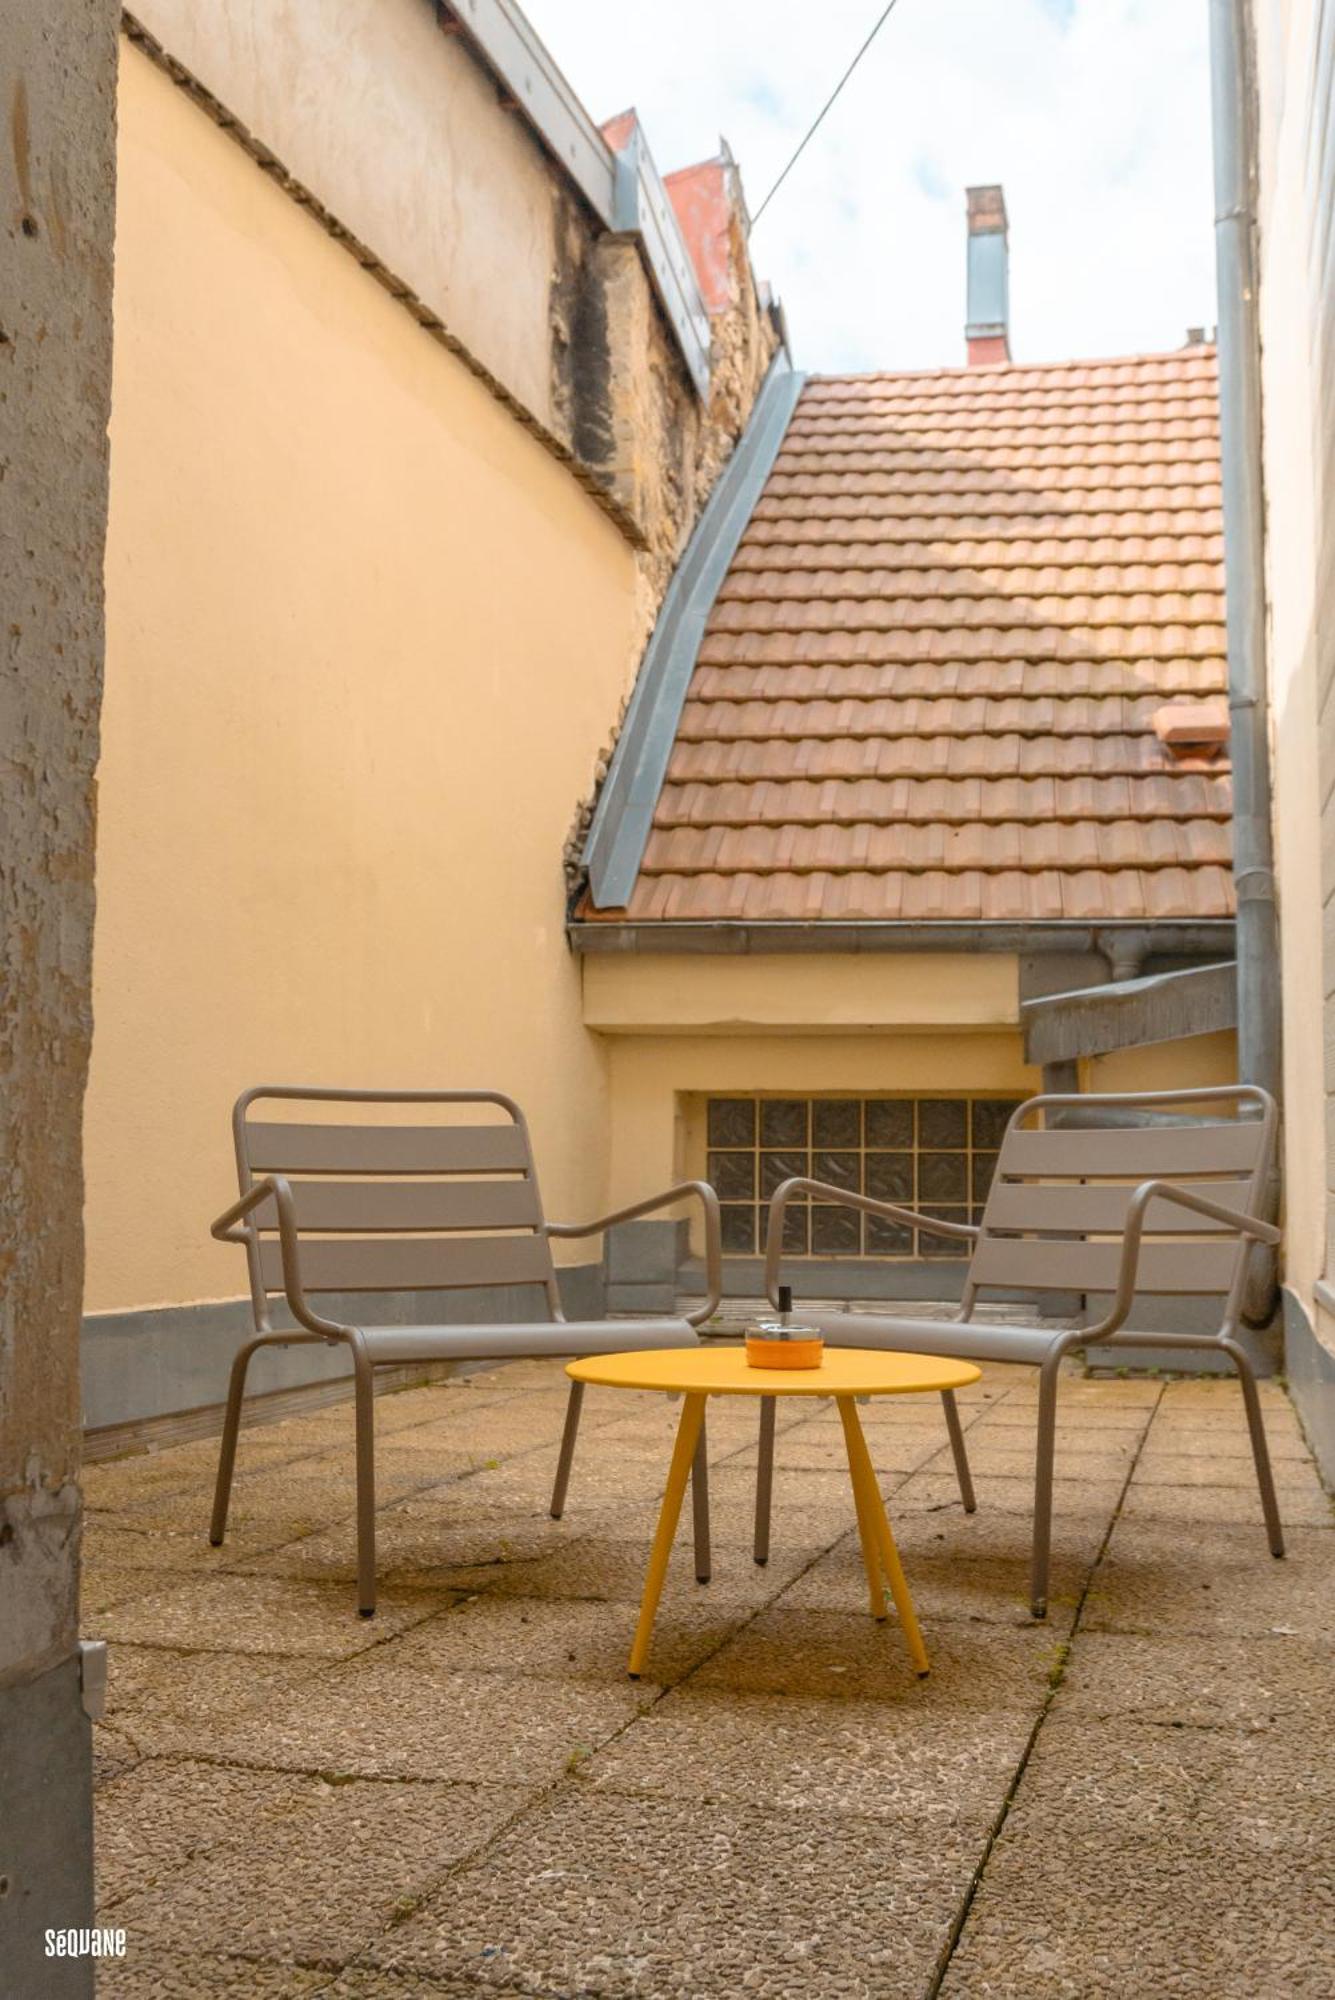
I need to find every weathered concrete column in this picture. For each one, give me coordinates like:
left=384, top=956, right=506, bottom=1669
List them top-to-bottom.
left=0, top=2, right=118, bottom=1991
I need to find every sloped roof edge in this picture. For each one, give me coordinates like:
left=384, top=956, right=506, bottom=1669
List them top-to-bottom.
left=582, top=352, right=807, bottom=907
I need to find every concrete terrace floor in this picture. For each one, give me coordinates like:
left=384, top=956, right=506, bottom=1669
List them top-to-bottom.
left=83, top=1313, right=1335, bottom=1999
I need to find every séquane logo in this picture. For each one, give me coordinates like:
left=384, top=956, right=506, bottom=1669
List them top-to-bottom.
left=44, top=1928, right=127, bottom=1959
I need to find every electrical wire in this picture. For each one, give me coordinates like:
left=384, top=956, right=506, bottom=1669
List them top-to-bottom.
left=751, top=0, right=907, bottom=226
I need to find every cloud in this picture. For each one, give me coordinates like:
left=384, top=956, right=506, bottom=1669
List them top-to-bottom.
left=521, top=0, right=1214, bottom=374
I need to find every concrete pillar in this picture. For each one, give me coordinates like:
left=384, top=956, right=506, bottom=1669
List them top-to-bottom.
left=0, top=2, right=118, bottom=1990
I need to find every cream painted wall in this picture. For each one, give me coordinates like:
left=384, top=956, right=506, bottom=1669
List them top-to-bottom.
left=130, top=0, right=565, bottom=429
left=1254, top=0, right=1333, bottom=1313
left=88, top=46, right=640, bottom=1311
left=582, top=953, right=1019, bottom=1035
left=601, top=1025, right=1239, bottom=1257
left=603, top=1031, right=1041, bottom=1248
left=1085, top=1032, right=1239, bottom=1095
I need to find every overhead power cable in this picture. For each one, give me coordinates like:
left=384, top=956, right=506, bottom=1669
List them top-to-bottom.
left=751, top=0, right=907, bottom=225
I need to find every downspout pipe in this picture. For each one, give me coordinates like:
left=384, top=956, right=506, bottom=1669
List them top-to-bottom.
left=1209, top=0, right=1282, bottom=1321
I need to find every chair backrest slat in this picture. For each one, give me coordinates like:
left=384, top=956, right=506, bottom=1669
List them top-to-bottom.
left=968, top=1087, right=1276, bottom=1316
left=233, top=1088, right=560, bottom=1324
left=246, top=1121, right=528, bottom=1175
left=999, top=1122, right=1258, bottom=1178
left=251, top=1177, right=542, bottom=1233
left=984, top=1177, right=1253, bottom=1236
left=257, top=1233, right=552, bottom=1294
left=969, top=1235, right=1238, bottom=1296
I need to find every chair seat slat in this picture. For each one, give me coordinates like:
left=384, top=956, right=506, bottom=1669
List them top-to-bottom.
left=245, top=1121, right=528, bottom=1175
left=249, top=1178, right=540, bottom=1233
left=984, top=1178, right=1253, bottom=1235
left=258, top=1234, right=553, bottom=1293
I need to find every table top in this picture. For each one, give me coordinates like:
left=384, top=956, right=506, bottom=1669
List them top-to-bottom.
left=566, top=1345, right=981, bottom=1399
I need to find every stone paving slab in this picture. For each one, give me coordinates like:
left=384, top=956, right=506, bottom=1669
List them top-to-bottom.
left=82, top=1354, right=1335, bottom=1997
left=1121, top=1476, right=1333, bottom=1528
left=236, top=1502, right=584, bottom=1590
left=1084, top=1517, right=1335, bottom=1638
left=781, top=1529, right=1087, bottom=1629
left=476, top=1533, right=824, bottom=1610
left=92, top=1573, right=450, bottom=1657
left=389, top=1592, right=742, bottom=1687
left=689, top=1605, right=1065, bottom=1709
left=1057, top=1628, right=1333, bottom=1732
left=103, top=1643, right=330, bottom=1758
left=203, top=1655, right=654, bottom=1786
left=584, top=1685, right=1037, bottom=1828
left=940, top=1718, right=1335, bottom=1999
left=105, top=1761, right=526, bottom=1968
left=366, top=1789, right=970, bottom=1998
left=100, top=1950, right=329, bottom=1997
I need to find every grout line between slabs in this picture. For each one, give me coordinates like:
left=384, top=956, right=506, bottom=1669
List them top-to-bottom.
left=923, top=1378, right=1165, bottom=2000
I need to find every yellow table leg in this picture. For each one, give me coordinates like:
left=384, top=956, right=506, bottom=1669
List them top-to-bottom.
left=628, top=1391, right=707, bottom=1679
left=837, top=1395, right=930, bottom=1676
left=836, top=1397, right=887, bottom=1621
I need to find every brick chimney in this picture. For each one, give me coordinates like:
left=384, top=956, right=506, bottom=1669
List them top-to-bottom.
left=965, top=184, right=1011, bottom=367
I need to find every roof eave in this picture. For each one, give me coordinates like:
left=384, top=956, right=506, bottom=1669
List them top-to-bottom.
left=567, top=918, right=1236, bottom=957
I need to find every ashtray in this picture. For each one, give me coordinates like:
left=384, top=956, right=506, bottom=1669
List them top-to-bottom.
left=745, top=1319, right=824, bottom=1370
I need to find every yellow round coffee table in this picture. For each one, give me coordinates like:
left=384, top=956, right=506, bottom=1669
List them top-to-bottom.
left=566, top=1346, right=980, bottom=1679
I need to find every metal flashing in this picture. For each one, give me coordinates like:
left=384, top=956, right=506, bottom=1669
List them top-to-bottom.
left=443, top=0, right=712, bottom=397
left=612, top=124, right=712, bottom=399
left=583, top=355, right=807, bottom=909
left=568, top=919, right=1236, bottom=957
left=1021, top=959, right=1238, bottom=1065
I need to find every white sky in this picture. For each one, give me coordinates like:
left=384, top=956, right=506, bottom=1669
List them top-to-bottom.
left=520, top=0, right=1217, bottom=375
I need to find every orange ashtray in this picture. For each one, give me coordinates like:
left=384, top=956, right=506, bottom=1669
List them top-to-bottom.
left=745, top=1334, right=825, bottom=1370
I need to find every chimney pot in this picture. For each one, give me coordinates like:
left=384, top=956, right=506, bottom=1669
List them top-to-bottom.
left=965, top=183, right=1010, bottom=367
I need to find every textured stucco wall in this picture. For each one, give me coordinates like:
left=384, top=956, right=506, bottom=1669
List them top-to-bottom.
left=0, top=0, right=116, bottom=1682
left=1, top=0, right=116, bottom=1984
left=86, top=46, right=639, bottom=1316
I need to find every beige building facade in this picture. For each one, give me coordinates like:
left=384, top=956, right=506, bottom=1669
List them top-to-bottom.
left=1253, top=0, right=1335, bottom=1474
left=85, top=7, right=776, bottom=1429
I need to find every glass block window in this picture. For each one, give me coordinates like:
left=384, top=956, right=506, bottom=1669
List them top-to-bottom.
left=705, top=1096, right=1023, bottom=1259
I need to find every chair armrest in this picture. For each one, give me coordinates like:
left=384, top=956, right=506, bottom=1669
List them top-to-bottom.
left=210, top=1175, right=351, bottom=1341
left=763, top=1177, right=978, bottom=1305
left=1086, top=1177, right=1282, bottom=1342
left=547, top=1182, right=723, bottom=1327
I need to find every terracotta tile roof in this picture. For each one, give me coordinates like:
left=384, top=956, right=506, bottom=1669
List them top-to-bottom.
left=587, top=348, right=1230, bottom=925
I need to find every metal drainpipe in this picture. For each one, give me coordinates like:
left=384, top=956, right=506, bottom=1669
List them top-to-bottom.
left=1209, top=0, right=1282, bottom=1323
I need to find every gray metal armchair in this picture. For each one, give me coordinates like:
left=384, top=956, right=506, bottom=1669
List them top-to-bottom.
left=209, top=1086, right=721, bottom=1614
left=762, top=1086, right=1283, bottom=1617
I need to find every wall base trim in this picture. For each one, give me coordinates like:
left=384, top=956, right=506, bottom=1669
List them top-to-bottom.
left=81, top=1264, right=604, bottom=1437
left=1283, top=1285, right=1335, bottom=1485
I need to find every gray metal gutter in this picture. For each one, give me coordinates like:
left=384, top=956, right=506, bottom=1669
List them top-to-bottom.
left=444, top=0, right=711, bottom=397
left=1209, top=0, right=1282, bottom=1108
left=581, top=353, right=807, bottom=908
left=569, top=918, right=1236, bottom=958
left=1021, top=961, right=1238, bottom=1066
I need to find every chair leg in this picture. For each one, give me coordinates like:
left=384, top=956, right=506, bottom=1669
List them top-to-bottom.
left=210, top=1336, right=269, bottom=1546
left=1222, top=1338, right=1285, bottom=1558
left=351, top=1341, right=378, bottom=1617
left=1030, top=1352, right=1061, bottom=1619
left=550, top=1379, right=584, bottom=1519
left=940, top=1389, right=976, bottom=1513
left=753, top=1395, right=777, bottom=1565
left=691, top=1412, right=711, bottom=1584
